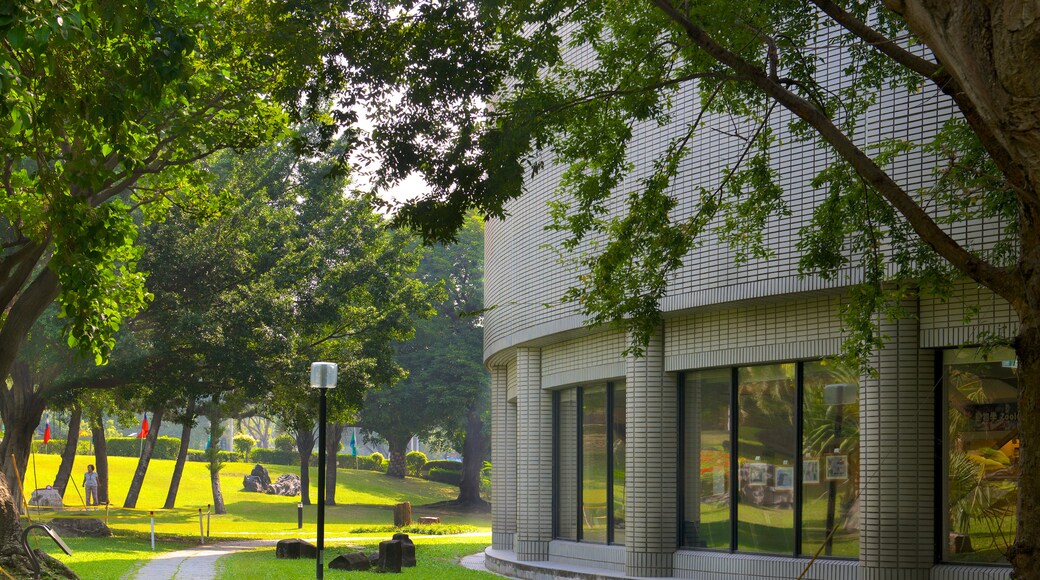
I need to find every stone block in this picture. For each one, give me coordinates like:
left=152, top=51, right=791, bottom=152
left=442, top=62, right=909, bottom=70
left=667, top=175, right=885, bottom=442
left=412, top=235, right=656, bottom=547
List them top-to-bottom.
left=392, top=533, right=416, bottom=567
left=276, top=538, right=317, bottom=559
left=378, top=540, right=402, bottom=573
left=329, top=552, right=370, bottom=571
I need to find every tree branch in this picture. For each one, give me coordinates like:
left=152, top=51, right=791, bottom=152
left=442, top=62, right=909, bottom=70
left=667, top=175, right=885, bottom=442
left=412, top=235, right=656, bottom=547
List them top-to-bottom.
left=650, top=0, right=1023, bottom=304
left=818, top=0, right=1028, bottom=201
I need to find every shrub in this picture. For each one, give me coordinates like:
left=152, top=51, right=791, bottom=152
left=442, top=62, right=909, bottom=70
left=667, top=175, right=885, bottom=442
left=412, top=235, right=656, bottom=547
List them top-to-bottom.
left=233, top=434, right=257, bottom=458
left=274, top=434, right=295, bottom=452
left=106, top=436, right=182, bottom=459
left=252, top=448, right=297, bottom=466
left=187, top=450, right=242, bottom=463
left=405, top=451, right=427, bottom=476
left=368, top=452, right=384, bottom=467
left=421, top=459, right=462, bottom=476
left=481, top=463, right=492, bottom=498
left=425, top=467, right=461, bottom=486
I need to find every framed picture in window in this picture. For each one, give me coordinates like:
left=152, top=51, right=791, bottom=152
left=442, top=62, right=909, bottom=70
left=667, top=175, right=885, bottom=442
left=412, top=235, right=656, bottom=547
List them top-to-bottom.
left=826, top=454, right=848, bottom=481
left=803, top=459, right=820, bottom=484
left=748, top=462, right=767, bottom=486
left=775, top=466, right=794, bottom=490
left=712, top=467, right=726, bottom=495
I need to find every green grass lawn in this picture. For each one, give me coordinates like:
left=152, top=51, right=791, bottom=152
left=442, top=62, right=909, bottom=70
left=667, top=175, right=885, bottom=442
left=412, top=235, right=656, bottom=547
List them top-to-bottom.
left=22, top=453, right=491, bottom=578
left=33, top=531, right=202, bottom=580
left=215, top=536, right=496, bottom=579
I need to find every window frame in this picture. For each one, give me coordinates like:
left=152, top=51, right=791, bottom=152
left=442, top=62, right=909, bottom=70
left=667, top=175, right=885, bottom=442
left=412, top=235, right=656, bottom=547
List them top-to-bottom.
left=678, top=360, right=859, bottom=560
left=553, top=381, right=625, bottom=545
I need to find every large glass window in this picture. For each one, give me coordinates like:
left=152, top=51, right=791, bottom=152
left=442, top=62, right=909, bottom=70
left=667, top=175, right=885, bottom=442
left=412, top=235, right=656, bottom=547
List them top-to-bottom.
left=944, top=348, right=1018, bottom=563
left=681, top=360, right=859, bottom=558
left=801, top=361, right=860, bottom=558
left=737, top=364, right=796, bottom=553
left=682, top=368, right=732, bottom=549
left=553, top=382, right=626, bottom=544
left=582, top=385, right=609, bottom=542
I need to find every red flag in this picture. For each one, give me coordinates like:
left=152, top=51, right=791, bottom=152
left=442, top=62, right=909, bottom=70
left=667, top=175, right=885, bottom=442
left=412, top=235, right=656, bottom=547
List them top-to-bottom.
left=138, top=416, right=149, bottom=439
left=43, top=422, right=51, bottom=444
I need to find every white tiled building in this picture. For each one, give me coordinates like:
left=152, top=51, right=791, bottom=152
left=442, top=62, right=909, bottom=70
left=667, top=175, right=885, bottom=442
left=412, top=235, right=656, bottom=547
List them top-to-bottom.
left=483, top=25, right=1019, bottom=580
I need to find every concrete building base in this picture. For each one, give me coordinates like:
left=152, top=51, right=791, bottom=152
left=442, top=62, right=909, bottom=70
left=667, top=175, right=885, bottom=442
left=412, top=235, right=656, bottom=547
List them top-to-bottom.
left=484, top=548, right=1012, bottom=580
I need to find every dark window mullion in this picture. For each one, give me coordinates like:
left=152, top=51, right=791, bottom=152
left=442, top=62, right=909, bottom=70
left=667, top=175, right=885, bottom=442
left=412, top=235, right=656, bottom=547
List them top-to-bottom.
left=795, top=362, right=804, bottom=557
left=730, top=367, right=739, bottom=553
left=676, top=372, right=686, bottom=548
left=606, top=382, right=615, bottom=545
left=576, top=387, right=584, bottom=542
left=552, top=391, right=559, bottom=539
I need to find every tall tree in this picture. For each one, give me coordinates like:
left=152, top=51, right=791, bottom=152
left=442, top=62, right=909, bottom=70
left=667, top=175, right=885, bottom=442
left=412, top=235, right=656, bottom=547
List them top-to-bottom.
left=0, top=1, right=294, bottom=571
left=331, top=2, right=1040, bottom=575
left=359, top=214, right=488, bottom=501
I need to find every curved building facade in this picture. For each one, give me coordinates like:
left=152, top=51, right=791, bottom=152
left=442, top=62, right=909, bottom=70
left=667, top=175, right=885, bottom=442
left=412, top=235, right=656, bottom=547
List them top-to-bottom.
left=483, top=26, right=1018, bottom=580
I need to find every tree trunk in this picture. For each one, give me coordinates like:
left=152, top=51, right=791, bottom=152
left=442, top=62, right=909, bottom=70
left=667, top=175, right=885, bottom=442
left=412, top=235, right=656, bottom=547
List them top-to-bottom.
left=1012, top=323, right=1040, bottom=579
left=0, top=361, right=47, bottom=513
left=164, top=399, right=196, bottom=509
left=53, top=405, right=82, bottom=496
left=123, top=405, right=165, bottom=508
left=207, top=405, right=227, bottom=515
left=456, top=407, right=490, bottom=507
left=91, top=414, right=110, bottom=505
left=324, top=424, right=344, bottom=506
left=296, top=428, right=314, bottom=506
left=386, top=437, right=408, bottom=479
left=0, top=473, right=77, bottom=578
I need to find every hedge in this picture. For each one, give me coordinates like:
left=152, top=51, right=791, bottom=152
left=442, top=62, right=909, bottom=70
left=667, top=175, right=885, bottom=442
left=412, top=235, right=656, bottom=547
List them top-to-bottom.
left=106, top=436, right=182, bottom=459
left=31, top=440, right=66, bottom=455
left=251, top=448, right=297, bottom=466
left=186, top=450, right=242, bottom=463
left=337, top=453, right=386, bottom=471
left=421, top=460, right=462, bottom=476
left=425, top=467, right=461, bottom=486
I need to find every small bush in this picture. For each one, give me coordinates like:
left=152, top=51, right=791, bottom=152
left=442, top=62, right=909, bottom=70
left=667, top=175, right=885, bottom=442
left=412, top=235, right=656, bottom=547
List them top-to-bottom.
left=274, top=434, right=295, bottom=452
left=233, top=435, right=257, bottom=458
left=106, top=436, right=182, bottom=459
left=251, top=448, right=297, bottom=466
left=405, top=451, right=427, bottom=477
left=368, top=452, right=384, bottom=467
left=481, top=463, right=492, bottom=498
left=425, top=467, right=462, bottom=486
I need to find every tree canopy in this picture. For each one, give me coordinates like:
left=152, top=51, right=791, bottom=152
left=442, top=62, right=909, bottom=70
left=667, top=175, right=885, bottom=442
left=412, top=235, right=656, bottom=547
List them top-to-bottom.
left=335, top=0, right=1039, bottom=575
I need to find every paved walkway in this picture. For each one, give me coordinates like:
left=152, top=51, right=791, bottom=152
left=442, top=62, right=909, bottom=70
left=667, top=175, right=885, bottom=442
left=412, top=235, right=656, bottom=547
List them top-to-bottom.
left=130, top=534, right=494, bottom=580
left=130, top=539, right=275, bottom=579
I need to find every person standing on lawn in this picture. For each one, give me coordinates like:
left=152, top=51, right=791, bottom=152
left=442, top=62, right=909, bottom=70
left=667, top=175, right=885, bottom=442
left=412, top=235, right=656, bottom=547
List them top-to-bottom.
left=83, top=464, right=99, bottom=508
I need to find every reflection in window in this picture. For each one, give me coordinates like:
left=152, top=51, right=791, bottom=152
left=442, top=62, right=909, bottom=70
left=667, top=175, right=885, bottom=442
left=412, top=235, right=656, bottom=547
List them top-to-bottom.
left=945, top=348, right=1018, bottom=563
left=681, top=361, right=860, bottom=557
left=801, top=361, right=860, bottom=557
left=737, top=364, right=796, bottom=554
left=682, top=368, right=731, bottom=549
left=553, top=382, right=626, bottom=544
left=583, top=385, right=608, bottom=543
left=612, top=386, right=626, bottom=545
left=556, top=389, right=579, bottom=540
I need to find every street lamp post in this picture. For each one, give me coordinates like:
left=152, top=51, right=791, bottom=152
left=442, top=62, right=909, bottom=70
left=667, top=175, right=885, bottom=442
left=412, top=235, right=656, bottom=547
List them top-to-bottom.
left=311, top=362, right=337, bottom=580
